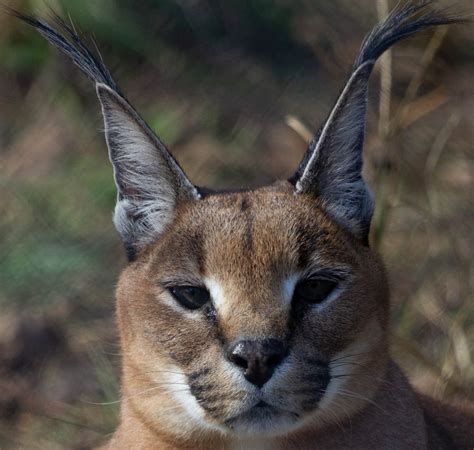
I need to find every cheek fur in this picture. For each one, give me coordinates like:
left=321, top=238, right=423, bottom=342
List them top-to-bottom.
left=118, top=283, right=216, bottom=368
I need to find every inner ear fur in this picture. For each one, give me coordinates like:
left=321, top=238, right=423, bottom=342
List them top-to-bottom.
left=96, top=84, right=200, bottom=259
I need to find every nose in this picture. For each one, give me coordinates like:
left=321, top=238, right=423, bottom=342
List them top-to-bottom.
left=227, top=338, right=286, bottom=388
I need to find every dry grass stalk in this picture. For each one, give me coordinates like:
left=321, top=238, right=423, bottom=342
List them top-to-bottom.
left=376, top=0, right=392, bottom=139
left=391, top=26, right=449, bottom=134
left=398, top=85, right=448, bottom=128
left=425, top=112, right=460, bottom=174
left=285, top=115, right=313, bottom=144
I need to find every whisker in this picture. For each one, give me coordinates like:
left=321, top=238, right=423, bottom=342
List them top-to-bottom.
left=330, top=351, right=372, bottom=363
left=331, top=361, right=367, bottom=369
left=127, top=369, right=187, bottom=377
left=147, top=369, right=188, bottom=376
left=125, top=372, right=190, bottom=383
left=331, top=373, right=388, bottom=384
left=82, top=382, right=189, bottom=405
left=165, top=388, right=192, bottom=394
left=335, top=389, right=387, bottom=414
left=319, top=396, right=349, bottom=435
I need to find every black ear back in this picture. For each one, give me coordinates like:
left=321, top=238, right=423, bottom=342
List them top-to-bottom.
left=291, top=1, right=461, bottom=242
left=11, top=9, right=200, bottom=259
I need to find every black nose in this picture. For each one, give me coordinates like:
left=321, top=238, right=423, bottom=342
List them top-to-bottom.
left=227, top=338, right=286, bottom=388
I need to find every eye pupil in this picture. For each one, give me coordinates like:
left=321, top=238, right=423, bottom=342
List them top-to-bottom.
left=294, top=279, right=336, bottom=304
left=169, top=286, right=210, bottom=310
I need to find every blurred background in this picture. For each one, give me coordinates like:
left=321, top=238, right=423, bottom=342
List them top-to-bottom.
left=0, top=0, right=472, bottom=448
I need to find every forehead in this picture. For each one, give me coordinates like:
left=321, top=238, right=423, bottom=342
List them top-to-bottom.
left=157, top=185, right=358, bottom=279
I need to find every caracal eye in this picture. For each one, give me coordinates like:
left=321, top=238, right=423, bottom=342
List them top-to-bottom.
left=293, top=279, right=337, bottom=304
left=169, top=286, right=211, bottom=310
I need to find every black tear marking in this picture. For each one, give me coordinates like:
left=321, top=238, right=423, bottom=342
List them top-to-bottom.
left=240, top=197, right=251, bottom=212
left=188, top=367, right=211, bottom=382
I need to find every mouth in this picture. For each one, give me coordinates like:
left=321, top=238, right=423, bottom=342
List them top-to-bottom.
left=189, top=363, right=331, bottom=435
left=223, top=399, right=301, bottom=435
left=246, top=400, right=286, bottom=416
left=254, top=400, right=271, bottom=408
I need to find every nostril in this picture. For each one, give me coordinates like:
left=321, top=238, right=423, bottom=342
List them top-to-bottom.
left=228, top=341, right=250, bottom=369
left=230, top=353, right=248, bottom=369
left=266, top=353, right=284, bottom=368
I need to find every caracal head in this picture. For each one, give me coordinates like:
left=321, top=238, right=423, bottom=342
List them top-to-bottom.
left=15, top=1, right=458, bottom=439
left=116, top=182, right=389, bottom=436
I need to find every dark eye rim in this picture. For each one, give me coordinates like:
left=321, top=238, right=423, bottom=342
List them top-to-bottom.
left=293, top=278, right=339, bottom=305
left=166, top=285, right=211, bottom=310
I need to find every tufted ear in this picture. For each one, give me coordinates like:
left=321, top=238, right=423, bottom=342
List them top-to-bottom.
left=291, top=1, right=460, bottom=242
left=12, top=9, right=200, bottom=260
left=293, top=62, right=375, bottom=241
left=96, top=84, right=200, bottom=258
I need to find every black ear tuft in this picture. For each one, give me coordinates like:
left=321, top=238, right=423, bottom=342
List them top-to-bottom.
left=6, top=7, right=121, bottom=95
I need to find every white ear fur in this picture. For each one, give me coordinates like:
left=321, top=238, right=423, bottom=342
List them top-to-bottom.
left=96, top=83, right=200, bottom=257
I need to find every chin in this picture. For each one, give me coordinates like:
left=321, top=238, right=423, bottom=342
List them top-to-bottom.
left=223, top=402, right=302, bottom=437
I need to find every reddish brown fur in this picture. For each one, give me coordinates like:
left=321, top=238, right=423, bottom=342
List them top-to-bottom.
left=101, top=182, right=473, bottom=449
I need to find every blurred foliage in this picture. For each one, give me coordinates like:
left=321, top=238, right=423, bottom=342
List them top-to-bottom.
left=0, top=0, right=473, bottom=448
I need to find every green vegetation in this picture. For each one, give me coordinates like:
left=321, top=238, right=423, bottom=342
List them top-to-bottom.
left=0, top=0, right=472, bottom=448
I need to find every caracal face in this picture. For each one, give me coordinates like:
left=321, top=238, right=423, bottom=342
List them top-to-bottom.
left=116, top=184, right=389, bottom=437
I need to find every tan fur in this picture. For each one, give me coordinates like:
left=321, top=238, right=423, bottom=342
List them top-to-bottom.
left=14, top=3, right=472, bottom=448
left=100, top=183, right=473, bottom=449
